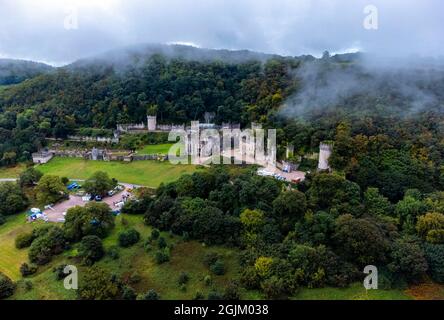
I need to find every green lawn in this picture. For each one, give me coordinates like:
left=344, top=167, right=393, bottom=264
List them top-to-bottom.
left=136, top=143, right=174, bottom=155
left=37, top=157, right=200, bottom=187
left=0, top=163, right=26, bottom=179
left=0, top=213, right=34, bottom=280
left=0, top=213, right=432, bottom=301
left=7, top=214, right=244, bottom=300
left=294, top=282, right=412, bottom=300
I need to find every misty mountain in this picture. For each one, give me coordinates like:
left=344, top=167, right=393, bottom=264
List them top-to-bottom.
left=66, top=43, right=298, bottom=72
left=0, top=59, right=53, bottom=85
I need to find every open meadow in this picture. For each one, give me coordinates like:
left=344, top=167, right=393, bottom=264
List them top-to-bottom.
left=37, top=157, right=200, bottom=187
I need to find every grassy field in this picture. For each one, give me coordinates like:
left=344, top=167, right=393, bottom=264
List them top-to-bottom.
left=136, top=143, right=174, bottom=155
left=37, top=157, right=200, bottom=187
left=0, top=163, right=26, bottom=179
left=2, top=212, right=442, bottom=300
left=0, top=213, right=34, bottom=280
left=6, top=214, right=246, bottom=300
left=295, top=283, right=412, bottom=300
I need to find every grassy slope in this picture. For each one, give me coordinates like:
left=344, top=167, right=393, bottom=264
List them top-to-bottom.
left=136, top=144, right=174, bottom=155
left=37, top=157, right=199, bottom=187
left=0, top=163, right=26, bottom=179
left=0, top=213, right=34, bottom=280
left=2, top=213, right=436, bottom=300
left=8, top=214, right=245, bottom=300
left=295, top=283, right=412, bottom=300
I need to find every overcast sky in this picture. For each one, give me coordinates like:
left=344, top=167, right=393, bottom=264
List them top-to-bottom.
left=0, top=0, right=443, bottom=65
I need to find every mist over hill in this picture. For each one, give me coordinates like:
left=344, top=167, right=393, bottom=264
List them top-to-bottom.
left=0, top=59, right=53, bottom=85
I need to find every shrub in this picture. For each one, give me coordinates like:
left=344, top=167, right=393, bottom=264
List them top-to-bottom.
left=61, top=177, right=70, bottom=185
left=0, top=214, right=5, bottom=226
left=28, top=226, right=66, bottom=265
left=118, top=228, right=140, bottom=247
left=149, top=229, right=160, bottom=241
left=15, top=232, right=35, bottom=249
left=78, top=235, right=104, bottom=265
left=157, top=236, right=167, bottom=249
left=107, top=246, right=120, bottom=260
left=155, top=249, right=170, bottom=264
left=203, top=252, right=221, bottom=267
left=210, top=260, right=225, bottom=276
left=20, top=263, right=37, bottom=277
left=53, top=264, right=68, bottom=281
left=78, top=267, right=120, bottom=300
left=240, top=267, right=260, bottom=290
left=0, top=272, right=15, bottom=299
left=129, top=272, right=142, bottom=285
left=178, top=272, right=190, bottom=285
left=204, top=275, right=212, bottom=286
left=261, top=276, right=287, bottom=299
left=18, top=280, right=33, bottom=291
left=223, top=281, right=241, bottom=300
left=122, top=286, right=137, bottom=300
left=140, top=289, right=160, bottom=300
left=207, top=290, right=223, bottom=300
left=193, top=291, right=205, bottom=300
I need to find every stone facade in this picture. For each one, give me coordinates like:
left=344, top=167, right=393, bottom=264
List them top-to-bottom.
left=318, top=142, right=333, bottom=171
left=32, top=151, right=54, bottom=164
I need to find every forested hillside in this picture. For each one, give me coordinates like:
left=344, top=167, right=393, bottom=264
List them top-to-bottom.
left=0, top=45, right=443, bottom=202
left=0, top=59, right=53, bottom=85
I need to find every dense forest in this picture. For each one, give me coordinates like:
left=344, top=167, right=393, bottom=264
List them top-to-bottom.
left=0, top=45, right=443, bottom=299
left=0, top=46, right=443, bottom=201
left=0, top=59, right=53, bottom=86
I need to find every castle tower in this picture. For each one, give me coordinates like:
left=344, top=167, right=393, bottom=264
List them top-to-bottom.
left=147, top=115, right=157, bottom=131
left=318, top=142, right=333, bottom=171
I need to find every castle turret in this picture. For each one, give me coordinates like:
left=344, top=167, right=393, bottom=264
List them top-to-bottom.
left=147, top=115, right=157, bottom=131
left=318, top=142, right=333, bottom=171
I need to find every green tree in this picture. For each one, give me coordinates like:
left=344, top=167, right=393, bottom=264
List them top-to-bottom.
left=19, top=167, right=43, bottom=188
left=83, top=171, right=116, bottom=197
left=36, top=175, right=66, bottom=205
left=0, top=182, right=28, bottom=216
left=364, top=188, right=393, bottom=217
left=272, top=190, right=307, bottom=233
left=64, top=202, right=114, bottom=241
left=416, top=212, right=444, bottom=244
left=333, top=215, right=390, bottom=266
left=118, top=228, right=140, bottom=247
left=78, top=235, right=105, bottom=265
left=388, top=237, right=428, bottom=283
left=78, top=267, right=120, bottom=300
left=0, top=272, right=15, bottom=299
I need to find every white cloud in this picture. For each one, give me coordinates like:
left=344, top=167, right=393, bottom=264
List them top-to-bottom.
left=0, top=0, right=442, bottom=64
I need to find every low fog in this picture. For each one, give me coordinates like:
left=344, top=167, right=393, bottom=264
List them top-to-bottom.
left=0, top=0, right=443, bottom=65
left=279, top=55, right=444, bottom=119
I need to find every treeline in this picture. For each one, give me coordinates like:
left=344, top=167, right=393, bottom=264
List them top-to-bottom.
left=0, top=53, right=297, bottom=164
left=120, top=166, right=444, bottom=299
